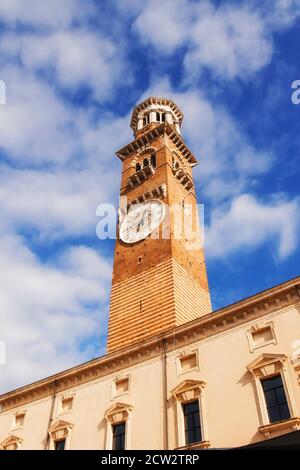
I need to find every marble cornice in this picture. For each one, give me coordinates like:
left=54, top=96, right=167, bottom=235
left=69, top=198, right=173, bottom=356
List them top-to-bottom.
left=0, top=276, right=299, bottom=411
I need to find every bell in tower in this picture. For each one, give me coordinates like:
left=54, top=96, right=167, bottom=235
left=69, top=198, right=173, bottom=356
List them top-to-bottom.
left=107, top=97, right=211, bottom=353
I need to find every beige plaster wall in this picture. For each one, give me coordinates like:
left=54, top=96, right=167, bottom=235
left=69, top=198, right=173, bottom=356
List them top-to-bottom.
left=0, top=304, right=299, bottom=449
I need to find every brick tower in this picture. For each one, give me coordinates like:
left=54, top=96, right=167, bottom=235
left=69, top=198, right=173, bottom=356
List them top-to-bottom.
left=107, top=97, right=211, bottom=352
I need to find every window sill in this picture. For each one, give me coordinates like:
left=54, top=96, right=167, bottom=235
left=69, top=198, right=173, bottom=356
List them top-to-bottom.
left=259, top=417, right=300, bottom=439
left=176, top=440, right=210, bottom=450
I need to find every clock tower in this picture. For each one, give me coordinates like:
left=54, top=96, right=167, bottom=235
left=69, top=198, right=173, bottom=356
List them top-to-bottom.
left=107, top=97, right=211, bottom=352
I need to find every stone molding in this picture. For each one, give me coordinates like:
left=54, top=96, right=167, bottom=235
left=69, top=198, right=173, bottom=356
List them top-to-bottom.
left=130, top=97, right=183, bottom=130
left=116, top=122, right=197, bottom=166
left=246, top=321, right=277, bottom=353
left=246, top=353, right=287, bottom=379
left=247, top=353, right=298, bottom=429
left=171, top=379, right=205, bottom=402
left=105, top=403, right=133, bottom=424
left=259, top=417, right=300, bottom=439
left=48, top=419, right=73, bottom=441
left=0, top=434, right=22, bottom=450
left=176, top=440, right=210, bottom=450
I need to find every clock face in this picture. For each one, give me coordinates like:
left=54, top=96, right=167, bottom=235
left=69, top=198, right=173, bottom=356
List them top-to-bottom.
left=119, top=199, right=165, bottom=244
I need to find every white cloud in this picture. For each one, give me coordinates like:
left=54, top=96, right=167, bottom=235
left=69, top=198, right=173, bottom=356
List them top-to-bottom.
left=0, top=0, right=94, bottom=29
left=133, top=0, right=273, bottom=80
left=133, top=0, right=189, bottom=52
left=263, top=0, right=300, bottom=30
left=184, top=4, right=272, bottom=81
left=1, top=30, right=128, bottom=101
left=0, top=59, right=132, bottom=165
left=0, top=66, right=76, bottom=164
left=0, top=164, right=119, bottom=239
left=206, top=194, right=299, bottom=259
left=0, top=234, right=111, bottom=392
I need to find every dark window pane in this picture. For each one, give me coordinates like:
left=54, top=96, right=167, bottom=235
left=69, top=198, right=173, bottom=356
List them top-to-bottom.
left=261, top=375, right=291, bottom=424
left=262, top=375, right=281, bottom=391
left=275, top=387, right=286, bottom=404
left=265, top=390, right=277, bottom=407
left=183, top=400, right=202, bottom=445
left=279, top=404, right=290, bottom=420
left=268, top=407, right=281, bottom=423
left=112, top=422, right=126, bottom=450
left=54, top=439, right=65, bottom=450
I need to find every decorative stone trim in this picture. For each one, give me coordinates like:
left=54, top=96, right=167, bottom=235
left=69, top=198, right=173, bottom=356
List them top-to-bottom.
left=130, top=97, right=183, bottom=130
left=116, top=123, right=197, bottom=166
left=137, top=147, right=156, bottom=157
left=127, top=163, right=155, bottom=188
left=172, top=167, right=194, bottom=192
left=119, top=184, right=167, bottom=219
left=246, top=321, right=277, bottom=353
left=176, top=350, right=199, bottom=377
left=247, top=353, right=298, bottom=428
left=247, top=353, right=286, bottom=378
left=292, top=354, right=300, bottom=386
left=111, top=375, right=131, bottom=400
left=171, top=379, right=205, bottom=402
left=171, top=380, right=208, bottom=448
left=58, top=393, right=75, bottom=415
left=105, top=403, right=133, bottom=424
left=105, top=403, right=133, bottom=450
left=11, top=410, right=26, bottom=430
left=259, top=417, right=300, bottom=439
left=48, top=419, right=73, bottom=450
left=49, top=419, right=72, bottom=440
left=0, top=434, right=22, bottom=450
left=176, top=440, right=211, bottom=450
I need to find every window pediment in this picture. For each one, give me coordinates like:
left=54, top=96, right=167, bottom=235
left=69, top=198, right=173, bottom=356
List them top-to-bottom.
left=247, top=353, right=287, bottom=378
left=171, top=380, right=205, bottom=402
left=105, top=403, right=133, bottom=424
left=48, top=419, right=73, bottom=441
left=0, top=434, right=22, bottom=450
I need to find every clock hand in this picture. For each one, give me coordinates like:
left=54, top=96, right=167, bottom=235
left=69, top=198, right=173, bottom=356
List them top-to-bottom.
left=136, top=208, right=148, bottom=232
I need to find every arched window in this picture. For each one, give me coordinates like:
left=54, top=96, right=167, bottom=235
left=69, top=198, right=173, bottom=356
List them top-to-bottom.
left=156, top=112, right=166, bottom=123
left=143, top=113, right=149, bottom=126
left=150, top=154, right=156, bottom=168
left=172, top=156, right=179, bottom=170
left=143, top=158, right=149, bottom=167
left=136, top=162, right=141, bottom=171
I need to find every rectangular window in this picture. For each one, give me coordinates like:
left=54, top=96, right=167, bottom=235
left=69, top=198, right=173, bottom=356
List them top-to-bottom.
left=180, top=353, right=197, bottom=374
left=261, top=375, right=291, bottom=423
left=61, top=397, right=73, bottom=413
left=182, top=400, right=202, bottom=445
left=15, top=412, right=25, bottom=428
left=112, top=422, right=126, bottom=450
left=54, top=439, right=66, bottom=450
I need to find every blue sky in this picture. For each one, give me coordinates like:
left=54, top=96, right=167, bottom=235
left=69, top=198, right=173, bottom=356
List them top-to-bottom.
left=0, top=0, right=299, bottom=392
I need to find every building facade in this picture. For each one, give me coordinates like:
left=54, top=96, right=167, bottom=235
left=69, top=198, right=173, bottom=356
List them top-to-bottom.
left=0, top=97, right=300, bottom=450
